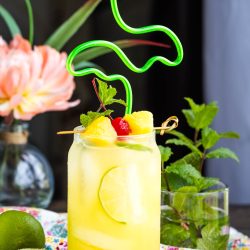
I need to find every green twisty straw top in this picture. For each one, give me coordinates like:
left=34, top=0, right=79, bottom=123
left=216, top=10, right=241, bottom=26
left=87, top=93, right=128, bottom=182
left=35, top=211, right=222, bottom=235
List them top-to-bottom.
left=66, top=0, right=184, bottom=115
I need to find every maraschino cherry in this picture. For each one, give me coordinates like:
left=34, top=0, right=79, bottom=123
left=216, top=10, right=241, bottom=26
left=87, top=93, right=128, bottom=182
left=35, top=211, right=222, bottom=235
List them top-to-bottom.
left=111, top=117, right=130, bottom=136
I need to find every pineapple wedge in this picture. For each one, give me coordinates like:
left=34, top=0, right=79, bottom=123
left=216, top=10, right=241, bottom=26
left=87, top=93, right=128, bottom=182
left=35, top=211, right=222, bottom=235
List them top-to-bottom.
left=124, top=111, right=153, bottom=134
left=81, top=116, right=117, bottom=146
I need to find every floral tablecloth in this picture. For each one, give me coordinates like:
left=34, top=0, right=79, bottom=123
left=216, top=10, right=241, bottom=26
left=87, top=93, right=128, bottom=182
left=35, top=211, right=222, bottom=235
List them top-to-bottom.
left=0, top=207, right=250, bottom=250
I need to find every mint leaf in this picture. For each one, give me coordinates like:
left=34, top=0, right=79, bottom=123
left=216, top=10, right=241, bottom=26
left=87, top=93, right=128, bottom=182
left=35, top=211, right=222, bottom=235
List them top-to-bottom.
left=97, top=78, right=127, bottom=107
left=185, top=97, right=204, bottom=113
left=183, top=98, right=218, bottom=129
left=182, top=109, right=195, bottom=128
left=80, top=110, right=113, bottom=127
left=201, top=127, right=220, bottom=149
left=202, top=128, right=240, bottom=150
left=168, top=130, right=194, bottom=145
left=219, top=131, right=240, bottom=139
left=166, top=138, right=202, bottom=156
left=116, top=141, right=152, bottom=152
left=158, top=145, right=172, bottom=163
left=206, top=147, right=239, bottom=162
left=173, top=152, right=201, bottom=171
left=166, top=163, right=202, bottom=185
left=165, top=164, right=218, bottom=192
left=167, top=173, right=189, bottom=191
left=197, top=177, right=220, bottom=191
left=172, top=186, right=205, bottom=222
left=173, top=186, right=199, bottom=213
left=202, top=203, right=221, bottom=221
left=161, top=207, right=180, bottom=225
left=160, top=223, right=191, bottom=247
left=197, top=223, right=229, bottom=250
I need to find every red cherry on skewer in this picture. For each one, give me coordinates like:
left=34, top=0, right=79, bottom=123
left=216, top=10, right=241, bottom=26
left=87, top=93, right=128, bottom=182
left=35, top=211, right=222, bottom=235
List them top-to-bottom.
left=111, top=117, right=131, bottom=136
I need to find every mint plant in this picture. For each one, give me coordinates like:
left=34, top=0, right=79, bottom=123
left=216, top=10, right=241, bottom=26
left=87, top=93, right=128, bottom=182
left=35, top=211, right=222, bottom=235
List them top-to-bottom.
left=160, top=97, right=239, bottom=249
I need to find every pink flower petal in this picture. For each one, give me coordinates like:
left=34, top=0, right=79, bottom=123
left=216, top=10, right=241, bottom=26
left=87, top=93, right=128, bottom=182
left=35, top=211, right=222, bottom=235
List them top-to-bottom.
left=10, top=35, right=31, bottom=52
left=0, top=36, right=79, bottom=120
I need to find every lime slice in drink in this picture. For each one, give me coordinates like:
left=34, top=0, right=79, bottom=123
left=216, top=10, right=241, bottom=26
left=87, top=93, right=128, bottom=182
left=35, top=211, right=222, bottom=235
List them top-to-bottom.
left=98, top=166, right=130, bottom=224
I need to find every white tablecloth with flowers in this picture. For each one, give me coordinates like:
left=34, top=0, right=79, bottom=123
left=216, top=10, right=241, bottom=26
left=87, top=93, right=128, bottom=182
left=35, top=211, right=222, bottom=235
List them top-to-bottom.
left=0, top=207, right=249, bottom=250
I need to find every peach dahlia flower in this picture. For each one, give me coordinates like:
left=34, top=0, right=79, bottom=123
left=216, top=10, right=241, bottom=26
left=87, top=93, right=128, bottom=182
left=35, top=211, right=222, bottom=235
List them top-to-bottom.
left=0, top=35, right=79, bottom=120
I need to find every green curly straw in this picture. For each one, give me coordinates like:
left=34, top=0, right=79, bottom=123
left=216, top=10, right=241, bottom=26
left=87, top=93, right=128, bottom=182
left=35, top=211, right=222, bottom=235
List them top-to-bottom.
left=66, top=0, right=184, bottom=114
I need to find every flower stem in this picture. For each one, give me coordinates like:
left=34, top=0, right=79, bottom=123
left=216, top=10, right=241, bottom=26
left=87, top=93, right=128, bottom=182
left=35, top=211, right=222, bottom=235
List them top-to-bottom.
left=4, top=113, right=14, bottom=126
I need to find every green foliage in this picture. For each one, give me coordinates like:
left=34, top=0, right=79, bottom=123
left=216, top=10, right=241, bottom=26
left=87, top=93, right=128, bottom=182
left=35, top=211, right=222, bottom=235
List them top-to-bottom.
left=24, top=0, right=34, bottom=44
left=45, top=0, right=102, bottom=50
left=1, top=1, right=165, bottom=70
left=0, top=5, right=21, bottom=37
left=73, top=39, right=168, bottom=63
left=97, top=79, right=127, bottom=107
left=161, top=97, right=239, bottom=192
left=182, top=97, right=218, bottom=129
left=160, top=98, right=238, bottom=249
left=201, top=127, right=220, bottom=149
left=219, top=131, right=240, bottom=139
left=166, top=138, right=202, bottom=156
left=158, top=146, right=172, bottom=163
left=206, top=147, right=239, bottom=162
left=172, top=152, right=201, bottom=170
left=165, top=163, right=220, bottom=192
left=166, top=164, right=201, bottom=186
left=166, top=173, right=189, bottom=191
left=196, top=177, right=220, bottom=192
left=172, top=186, right=209, bottom=224
left=160, top=223, right=191, bottom=247
left=196, top=223, right=229, bottom=250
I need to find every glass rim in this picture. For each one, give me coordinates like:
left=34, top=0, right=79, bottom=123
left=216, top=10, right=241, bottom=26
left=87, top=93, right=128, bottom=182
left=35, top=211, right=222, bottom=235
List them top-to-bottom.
left=161, top=182, right=229, bottom=196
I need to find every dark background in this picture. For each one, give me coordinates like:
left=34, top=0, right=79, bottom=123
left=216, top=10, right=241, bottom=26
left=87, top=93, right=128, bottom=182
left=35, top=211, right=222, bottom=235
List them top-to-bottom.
left=0, top=0, right=203, bottom=202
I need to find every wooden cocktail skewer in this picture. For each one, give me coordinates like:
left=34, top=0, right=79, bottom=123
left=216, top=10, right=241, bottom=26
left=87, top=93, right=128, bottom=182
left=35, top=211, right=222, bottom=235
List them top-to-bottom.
left=57, top=116, right=178, bottom=135
left=154, top=116, right=179, bottom=135
left=57, top=130, right=82, bottom=135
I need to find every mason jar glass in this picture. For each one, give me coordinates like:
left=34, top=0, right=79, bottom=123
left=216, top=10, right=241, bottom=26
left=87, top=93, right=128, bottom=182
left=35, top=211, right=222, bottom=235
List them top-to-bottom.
left=68, top=126, right=161, bottom=250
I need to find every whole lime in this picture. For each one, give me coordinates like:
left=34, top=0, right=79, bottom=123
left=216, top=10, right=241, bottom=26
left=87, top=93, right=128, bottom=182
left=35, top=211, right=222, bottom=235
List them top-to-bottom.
left=0, top=210, right=45, bottom=250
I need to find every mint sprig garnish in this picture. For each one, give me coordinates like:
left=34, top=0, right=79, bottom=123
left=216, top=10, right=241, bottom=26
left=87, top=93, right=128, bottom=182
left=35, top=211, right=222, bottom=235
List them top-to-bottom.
left=80, top=78, right=126, bottom=127
left=97, top=79, right=127, bottom=107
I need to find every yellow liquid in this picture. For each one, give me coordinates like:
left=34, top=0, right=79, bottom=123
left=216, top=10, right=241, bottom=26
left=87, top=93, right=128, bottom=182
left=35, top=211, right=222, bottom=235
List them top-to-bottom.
left=68, top=132, right=161, bottom=250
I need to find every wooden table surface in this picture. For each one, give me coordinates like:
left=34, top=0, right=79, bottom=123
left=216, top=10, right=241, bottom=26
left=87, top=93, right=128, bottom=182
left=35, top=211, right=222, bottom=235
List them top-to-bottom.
left=49, top=201, right=250, bottom=237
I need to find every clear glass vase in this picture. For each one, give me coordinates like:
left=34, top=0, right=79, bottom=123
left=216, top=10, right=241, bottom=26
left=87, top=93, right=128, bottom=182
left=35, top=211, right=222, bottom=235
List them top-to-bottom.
left=0, top=122, right=54, bottom=208
left=161, top=182, right=229, bottom=249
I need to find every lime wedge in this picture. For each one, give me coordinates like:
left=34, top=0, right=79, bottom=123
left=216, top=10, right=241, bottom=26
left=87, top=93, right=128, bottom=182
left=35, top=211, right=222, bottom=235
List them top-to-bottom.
left=98, top=166, right=129, bottom=224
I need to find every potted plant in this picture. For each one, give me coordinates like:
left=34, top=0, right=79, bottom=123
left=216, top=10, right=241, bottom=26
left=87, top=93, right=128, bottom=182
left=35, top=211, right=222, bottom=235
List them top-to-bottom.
left=159, top=97, right=239, bottom=250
